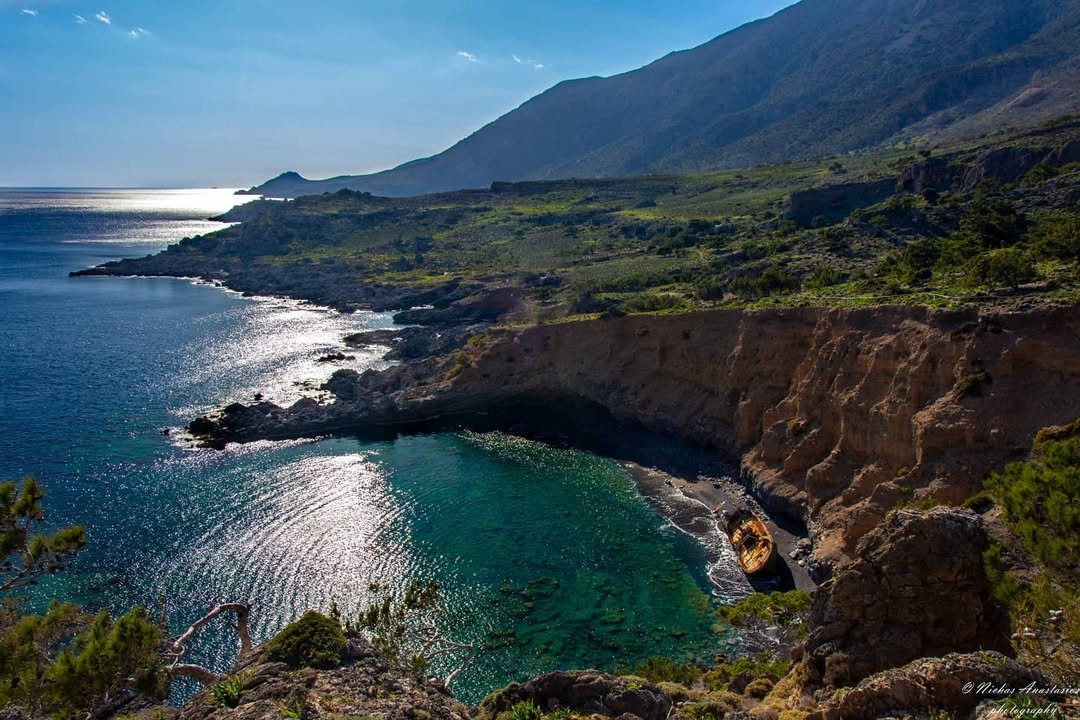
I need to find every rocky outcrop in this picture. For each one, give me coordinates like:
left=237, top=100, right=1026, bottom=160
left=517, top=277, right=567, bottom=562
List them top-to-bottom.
left=898, top=135, right=1080, bottom=194
left=785, top=179, right=896, bottom=227
left=803, top=508, right=1010, bottom=688
left=133, top=635, right=471, bottom=720
left=811, top=651, right=1049, bottom=720
left=477, top=671, right=671, bottom=720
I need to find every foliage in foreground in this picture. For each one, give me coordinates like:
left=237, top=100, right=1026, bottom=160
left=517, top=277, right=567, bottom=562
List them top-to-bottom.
left=980, top=424, right=1080, bottom=682
left=1, top=477, right=167, bottom=719
left=351, top=579, right=476, bottom=687
left=264, top=611, right=347, bottom=670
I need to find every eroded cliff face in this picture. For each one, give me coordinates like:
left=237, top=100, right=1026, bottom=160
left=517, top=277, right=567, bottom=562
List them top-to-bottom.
left=445, top=306, right=1080, bottom=569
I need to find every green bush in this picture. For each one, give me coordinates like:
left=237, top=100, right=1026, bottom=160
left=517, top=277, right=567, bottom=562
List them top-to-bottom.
left=1028, top=213, right=1080, bottom=261
left=964, top=248, right=1037, bottom=289
left=730, top=265, right=800, bottom=299
left=623, top=293, right=685, bottom=313
left=985, top=435, right=1079, bottom=570
left=714, top=591, right=811, bottom=645
left=0, top=603, right=168, bottom=718
left=264, top=611, right=347, bottom=669
left=703, top=655, right=791, bottom=692
left=210, top=671, right=252, bottom=708
left=743, top=677, right=774, bottom=698
left=505, top=700, right=542, bottom=720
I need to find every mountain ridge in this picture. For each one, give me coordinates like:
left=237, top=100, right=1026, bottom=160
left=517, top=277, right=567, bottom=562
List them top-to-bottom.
left=244, top=0, right=1080, bottom=198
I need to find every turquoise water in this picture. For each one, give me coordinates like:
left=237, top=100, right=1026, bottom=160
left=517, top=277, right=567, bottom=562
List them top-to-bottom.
left=0, top=189, right=725, bottom=703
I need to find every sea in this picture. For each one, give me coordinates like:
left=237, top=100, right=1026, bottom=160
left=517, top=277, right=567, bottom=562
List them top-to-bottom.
left=0, top=188, right=737, bottom=703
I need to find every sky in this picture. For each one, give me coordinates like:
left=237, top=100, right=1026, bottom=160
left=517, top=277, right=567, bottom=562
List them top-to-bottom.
left=0, top=0, right=795, bottom=187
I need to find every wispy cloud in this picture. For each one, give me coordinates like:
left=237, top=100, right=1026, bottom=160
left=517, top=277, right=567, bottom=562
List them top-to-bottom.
left=20, top=8, right=37, bottom=16
left=95, top=10, right=110, bottom=24
left=73, top=13, right=87, bottom=23
left=127, top=26, right=149, bottom=38
left=456, top=50, right=478, bottom=62
left=512, top=53, right=545, bottom=70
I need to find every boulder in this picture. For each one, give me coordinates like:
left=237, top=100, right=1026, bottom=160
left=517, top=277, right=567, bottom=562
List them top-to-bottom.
left=804, top=507, right=1011, bottom=688
left=811, top=652, right=1048, bottom=720
left=478, top=671, right=671, bottom=720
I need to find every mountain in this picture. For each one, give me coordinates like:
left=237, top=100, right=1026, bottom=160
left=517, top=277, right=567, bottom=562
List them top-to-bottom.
left=246, top=0, right=1080, bottom=198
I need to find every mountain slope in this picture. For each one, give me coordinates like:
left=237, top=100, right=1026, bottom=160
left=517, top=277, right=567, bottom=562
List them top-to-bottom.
left=247, top=0, right=1080, bottom=198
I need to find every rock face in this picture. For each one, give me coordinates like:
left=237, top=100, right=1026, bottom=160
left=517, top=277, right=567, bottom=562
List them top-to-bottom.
left=785, top=179, right=896, bottom=227
left=803, top=508, right=1010, bottom=688
left=141, top=636, right=471, bottom=720
left=811, top=651, right=1048, bottom=720
left=477, top=671, right=671, bottom=720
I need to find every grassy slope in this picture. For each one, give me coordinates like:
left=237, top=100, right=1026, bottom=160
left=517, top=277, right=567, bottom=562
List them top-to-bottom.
left=125, top=119, right=1080, bottom=321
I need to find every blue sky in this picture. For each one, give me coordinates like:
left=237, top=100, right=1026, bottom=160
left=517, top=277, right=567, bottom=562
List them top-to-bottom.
left=0, top=0, right=795, bottom=187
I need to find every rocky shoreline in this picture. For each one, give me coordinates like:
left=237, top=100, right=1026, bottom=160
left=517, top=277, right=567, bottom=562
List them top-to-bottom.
left=180, top=302, right=1080, bottom=698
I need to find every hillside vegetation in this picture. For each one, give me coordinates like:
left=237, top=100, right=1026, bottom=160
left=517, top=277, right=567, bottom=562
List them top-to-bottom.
left=82, top=120, right=1080, bottom=322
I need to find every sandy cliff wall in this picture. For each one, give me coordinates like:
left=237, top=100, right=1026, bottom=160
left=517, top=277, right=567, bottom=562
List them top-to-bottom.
left=448, top=305, right=1080, bottom=567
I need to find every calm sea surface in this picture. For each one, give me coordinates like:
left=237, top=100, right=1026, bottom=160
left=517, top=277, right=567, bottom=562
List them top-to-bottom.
left=0, top=188, right=729, bottom=702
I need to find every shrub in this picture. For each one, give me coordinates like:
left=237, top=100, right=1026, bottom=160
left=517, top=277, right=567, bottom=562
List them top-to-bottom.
left=1021, top=163, right=1059, bottom=186
left=1028, top=214, right=1080, bottom=261
left=964, top=248, right=1037, bottom=289
left=804, top=264, right=842, bottom=290
left=730, top=265, right=800, bottom=299
left=695, top=276, right=725, bottom=301
left=623, top=293, right=684, bottom=313
left=985, top=434, right=1079, bottom=570
left=714, top=591, right=812, bottom=646
left=264, top=611, right=347, bottom=669
left=703, top=655, right=791, bottom=692
left=631, top=656, right=703, bottom=685
left=210, top=671, right=252, bottom=708
left=744, top=678, right=775, bottom=698
left=656, top=682, right=700, bottom=703
left=682, top=693, right=742, bottom=720
left=505, top=700, right=542, bottom=720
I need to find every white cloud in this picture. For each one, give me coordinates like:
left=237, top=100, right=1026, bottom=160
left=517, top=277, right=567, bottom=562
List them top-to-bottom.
left=20, top=8, right=37, bottom=16
left=95, top=10, right=110, bottom=24
left=74, top=13, right=87, bottom=23
left=128, top=26, right=149, bottom=38
left=456, top=50, right=478, bottom=62
left=512, top=53, right=545, bottom=70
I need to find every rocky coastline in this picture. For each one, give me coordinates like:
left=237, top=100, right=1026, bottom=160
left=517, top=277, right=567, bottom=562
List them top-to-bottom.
left=180, top=302, right=1079, bottom=703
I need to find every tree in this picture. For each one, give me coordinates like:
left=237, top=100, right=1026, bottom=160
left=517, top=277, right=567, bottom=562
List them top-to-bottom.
left=965, top=248, right=1037, bottom=289
left=1, top=476, right=86, bottom=596
left=0, top=477, right=254, bottom=718
left=1, top=477, right=166, bottom=719
left=352, top=580, right=476, bottom=688
left=714, top=590, right=812, bottom=652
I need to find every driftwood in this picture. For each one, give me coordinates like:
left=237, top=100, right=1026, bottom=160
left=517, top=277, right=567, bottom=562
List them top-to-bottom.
left=163, top=603, right=252, bottom=685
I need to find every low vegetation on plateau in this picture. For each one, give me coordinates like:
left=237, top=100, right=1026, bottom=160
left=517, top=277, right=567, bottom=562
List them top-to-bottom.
left=87, top=119, right=1080, bottom=323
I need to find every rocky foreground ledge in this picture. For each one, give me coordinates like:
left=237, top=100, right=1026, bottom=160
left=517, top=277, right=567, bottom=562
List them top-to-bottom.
left=187, top=303, right=1080, bottom=705
left=105, top=623, right=1048, bottom=720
